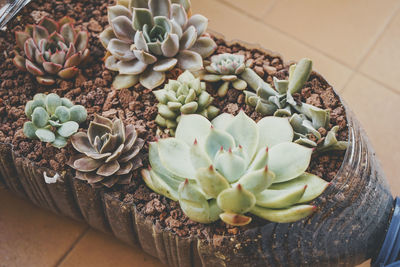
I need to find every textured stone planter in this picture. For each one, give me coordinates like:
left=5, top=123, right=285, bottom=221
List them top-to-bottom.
left=0, top=38, right=394, bottom=266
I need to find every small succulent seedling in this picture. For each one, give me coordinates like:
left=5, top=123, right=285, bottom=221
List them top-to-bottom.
left=100, top=0, right=217, bottom=90
left=13, top=16, right=90, bottom=85
left=202, top=53, right=247, bottom=97
left=242, top=58, right=347, bottom=152
left=243, top=58, right=314, bottom=117
left=153, top=70, right=219, bottom=135
left=23, top=93, right=87, bottom=148
left=142, top=111, right=330, bottom=226
left=68, top=114, right=144, bottom=188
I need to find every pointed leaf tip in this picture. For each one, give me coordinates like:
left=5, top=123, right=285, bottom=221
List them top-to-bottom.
left=194, top=138, right=198, bottom=145
left=209, top=164, right=213, bottom=171
left=264, top=165, right=268, bottom=172
left=237, top=183, right=242, bottom=190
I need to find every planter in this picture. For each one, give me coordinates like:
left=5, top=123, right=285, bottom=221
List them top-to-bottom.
left=0, top=1, right=394, bottom=264
left=1, top=59, right=394, bottom=267
left=1, top=106, right=394, bottom=266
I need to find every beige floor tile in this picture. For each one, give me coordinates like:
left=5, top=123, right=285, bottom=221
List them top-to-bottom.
left=192, top=0, right=352, bottom=92
left=215, top=0, right=277, bottom=18
left=262, top=0, right=400, bottom=68
left=360, top=10, right=400, bottom=94
left=342, top=74, right=400, bottom=195
left=0, top=189, right=87, bottom=267
left=59, top=229, right=162, bottom=267
left=357, top=260, right=370, bottom=267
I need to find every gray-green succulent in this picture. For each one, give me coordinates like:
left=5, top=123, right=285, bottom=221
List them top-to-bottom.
left=100, top=0, right=217, bottom=90
left=202, top=53, right=247, bottom=97
left=242, top=58, right=347, bottom=152
left=153, top=70, right=219, bottom=135
left=23, top=93, right=87, bottom=148
left=142, top=111, right=330, bottom=226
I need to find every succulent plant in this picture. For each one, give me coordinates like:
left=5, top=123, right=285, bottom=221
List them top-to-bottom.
left=100, top=0, right=217, bottom=90
left=13, top=16, right=90, bottom=85
left=202, top=53, right=247, bottom=96
left=242, top=58, right=347, bottom=152
left=243, top=58, right=313, bottom=117
left=153, top=70, right=219, bottom=135
left=23, top=93, right=87, bottom=148
left=142, top=111, right=330, bottom=226
left=290, top=114, right=348, bottom=152
left=68, top=115, right=144, bottom=188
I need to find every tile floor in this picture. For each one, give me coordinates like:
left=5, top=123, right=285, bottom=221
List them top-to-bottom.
left=1, top=0, right=400, bottom=266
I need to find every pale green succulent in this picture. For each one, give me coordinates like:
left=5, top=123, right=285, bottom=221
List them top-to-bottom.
left=100, top=0, right=217, bottom=90
left=202, top=53, right=247, bottom=97
left=243, top=58, right=347, bottom=152
left=243, top=58, right=313, bottom=117
left=153, top=70, right=219, bottom=135
left=23, top=93, right=87, bottom=148
left=142, top=111, right=329, bottom=226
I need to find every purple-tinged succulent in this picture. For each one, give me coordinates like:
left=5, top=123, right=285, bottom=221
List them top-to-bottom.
left=100, top=0, right=217, bottom=90
left=13, top=16, right=90, bottom=85
left=68, top=115, right=144, bottom=188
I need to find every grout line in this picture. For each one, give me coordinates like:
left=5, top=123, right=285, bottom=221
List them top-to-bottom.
left=214, top=0, right=400, bottom=96
left=215, top=0, right=355, bottom=70
left=261, top=0, right=279, bottom=17
left=353, top=3, right=400, bottom=71
left=342, top=5, right=400, bottom=94
left=337, top=70, right=357, bottom=94
left=359, top=72, right=400, bottom=96
left=54, top=226, right=90, bottom=267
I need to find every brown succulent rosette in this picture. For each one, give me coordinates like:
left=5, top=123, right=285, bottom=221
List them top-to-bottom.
left=13, top=16, right=90, bottom=85
left=68, top=115, right=144, bottom=188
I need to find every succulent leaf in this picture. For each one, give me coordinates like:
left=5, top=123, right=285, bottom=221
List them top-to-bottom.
left=111, top=16, right=136, bottom=42
left=177, top=50, right=203, bottom=71
left=287, top=58, right=312, bottom=94
left=139, top=68, right=166, bottom=89
left=112, top=74, right=139, bottom=89
left=225, top=110, right=259, bottom=161
left=175, top=113, right=211, bottom=145
left=257, top=116, right=293, bottom=149
left=23, top=121, right=38, bottom=139
left=204, top=127, right=235, bottom=160
left=35, top=128, right=55, bottom=143
left=157, top=138, right=196, bottom=179
left=268, top=142, right=312, bottom=183
left=214, top=149, right=246, bottom=183
left=195, top=166, right=230, bottom=198
left=235, top=167, right=275, bottom=195
left=269, top=172, right=329, bottom=203
left=217, top=185, right=256, bottom=214
left=256, top=186, right=306, bottom=209
left=251, top=205, right=316, bottom=223
left=219, top=212, right=252, bottom=226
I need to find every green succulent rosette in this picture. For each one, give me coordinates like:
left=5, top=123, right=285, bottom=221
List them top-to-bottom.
left=100, top=0, right=217, bottom=90
left=202, top=53, right=247, bottom=96
left=153, top=70, right=219, bottom=135
left=23, top=93, right=87, bottom=148
left=142, top=111, right=330, bottom=226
